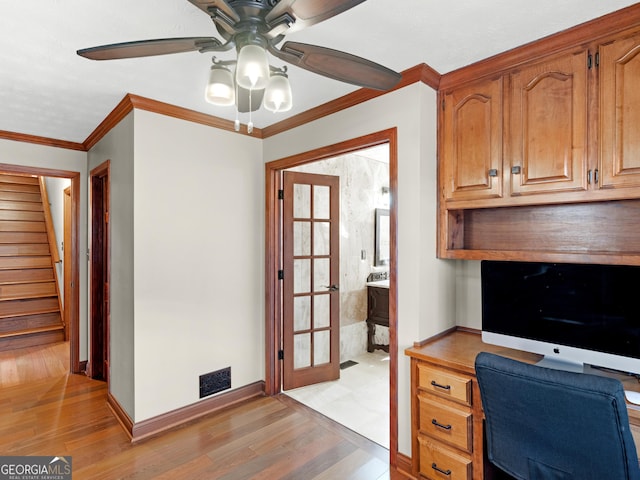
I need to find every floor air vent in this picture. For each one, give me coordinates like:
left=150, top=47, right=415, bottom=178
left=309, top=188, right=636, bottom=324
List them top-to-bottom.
left=340, top=360, right=358, bottom=370
left=199, top=367, right=231, bottom=398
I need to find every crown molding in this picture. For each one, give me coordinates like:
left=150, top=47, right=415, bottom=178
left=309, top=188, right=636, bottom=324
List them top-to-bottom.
left=439, top=2, right=640, bottom=90
left=2, top=62, right=437, bottom=151
left=82, top=63, right=437, bottom=146
left=261, top=63, right=440, bottom=138
left=83, top=93, right=263, bottom=150
left=127, top=94, right=263, bottom=138
left=82, top=95, right=135, bottom=151
left=0, top=130, right=86, bottom=152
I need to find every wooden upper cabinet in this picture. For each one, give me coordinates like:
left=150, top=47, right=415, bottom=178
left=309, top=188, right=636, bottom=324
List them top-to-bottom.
left=437, top=7, right=640, bottom=262
left=599, top=31, right=640, bottom=191
left=508, top=50, right=590, bottom=196
left=442, top=76, right=503, bottom=202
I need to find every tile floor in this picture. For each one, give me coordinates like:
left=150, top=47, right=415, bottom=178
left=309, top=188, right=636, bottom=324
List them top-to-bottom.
left=284, top=350, right=390, bottom=449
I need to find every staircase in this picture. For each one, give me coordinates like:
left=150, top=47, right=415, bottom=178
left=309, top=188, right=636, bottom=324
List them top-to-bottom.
left=0, top=174, right=64, bottom=351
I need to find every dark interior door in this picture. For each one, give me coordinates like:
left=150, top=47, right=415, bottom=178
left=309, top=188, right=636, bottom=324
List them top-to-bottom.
left=90, top=162, right=110, bottom=382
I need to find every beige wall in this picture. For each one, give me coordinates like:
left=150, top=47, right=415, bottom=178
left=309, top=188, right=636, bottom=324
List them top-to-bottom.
left=88, top=109, right=265, bottom=422
left=132, top=110, right=264, bottom=421
left=88, top=112, right=136, bottom=418
left=44, top=176, right=72, bottom=310
left=455, top=260, right=483, bottom=329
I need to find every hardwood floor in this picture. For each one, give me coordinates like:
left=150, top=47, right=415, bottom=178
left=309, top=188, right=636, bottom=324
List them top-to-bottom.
left=0, top=339, right=69, bottom=388
left=0, top=342, right=408, bottom=479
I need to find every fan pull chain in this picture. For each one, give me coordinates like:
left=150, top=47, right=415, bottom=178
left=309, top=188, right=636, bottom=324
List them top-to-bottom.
left=234, top=81, right=240, bottom=132
left=248, top=88, right=254, bottom=134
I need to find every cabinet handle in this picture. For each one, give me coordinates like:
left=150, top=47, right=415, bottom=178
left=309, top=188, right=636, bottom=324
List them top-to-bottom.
left=511, top=166, right=521, bottom=174
left=594, top=168, right=599, bottom=184
left=488, top=169, right=498, bottom=177
left=588, top=169, right=592, bottom=184
left=431, top=380, right=451, bottom=391
left=432, top=418, right=452, bottom=430
left=431, top=463, right=452, bottom=476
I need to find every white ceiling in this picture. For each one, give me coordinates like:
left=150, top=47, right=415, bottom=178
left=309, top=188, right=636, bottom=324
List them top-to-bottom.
left=1, top=0, right=637, bottom=143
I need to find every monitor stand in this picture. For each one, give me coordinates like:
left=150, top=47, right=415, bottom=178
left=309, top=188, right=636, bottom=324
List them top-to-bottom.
left=536, top=356, right=585, bottom=373
left=537, top=357, right=640, bottom=405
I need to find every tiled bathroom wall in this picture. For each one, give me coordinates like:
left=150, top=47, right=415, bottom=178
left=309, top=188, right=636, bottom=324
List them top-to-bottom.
left=289, top=145, right=390, bottom=361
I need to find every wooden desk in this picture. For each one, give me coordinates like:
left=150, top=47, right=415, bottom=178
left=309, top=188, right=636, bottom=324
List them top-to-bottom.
left=405, top=328, right=640, bottom=480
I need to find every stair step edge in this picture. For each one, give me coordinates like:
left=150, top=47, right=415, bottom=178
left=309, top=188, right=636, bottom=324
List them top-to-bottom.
left=0, top=308, right=60, bottom=319
left=0, top=325, right=64, bottom=339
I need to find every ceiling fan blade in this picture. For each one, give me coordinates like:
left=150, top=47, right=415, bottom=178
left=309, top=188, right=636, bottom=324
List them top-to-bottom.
left=187, top=0, right=240, bottom=22
left=266, top=0, right=367, bottom=33
left=77, top=37, right=222, bottom=60
left=272, top=41, right=401, bottom=91
left=237, top=86, right=265, bottom=113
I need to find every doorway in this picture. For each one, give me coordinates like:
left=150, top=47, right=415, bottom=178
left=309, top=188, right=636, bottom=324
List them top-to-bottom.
left=265, top=128, right=399, bottom=461
left=89, top=161, right=110, bottom=382
left=0, top=163, right=81, bottom=373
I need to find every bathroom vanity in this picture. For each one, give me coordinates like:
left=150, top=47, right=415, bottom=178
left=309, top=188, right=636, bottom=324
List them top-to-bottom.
left=366, top=279, right=389, bottom=352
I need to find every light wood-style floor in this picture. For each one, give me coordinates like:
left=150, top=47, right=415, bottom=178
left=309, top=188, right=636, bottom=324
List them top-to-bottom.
left=0, top=342, right=405, bottom=479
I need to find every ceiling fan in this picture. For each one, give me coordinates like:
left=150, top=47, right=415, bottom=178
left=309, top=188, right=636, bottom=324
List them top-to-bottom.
left=77, top=0, right=402, bottom=116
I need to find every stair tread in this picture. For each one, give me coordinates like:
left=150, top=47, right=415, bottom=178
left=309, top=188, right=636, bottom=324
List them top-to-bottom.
left=0, top=279, right=55, bottom=286
left=0, top=293, right=58, bottom=302
left=0, top=307, right=59, bottom=319
left=0, top=324, right=63, bottom=339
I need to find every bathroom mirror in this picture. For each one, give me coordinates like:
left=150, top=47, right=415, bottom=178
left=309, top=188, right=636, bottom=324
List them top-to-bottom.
left=374, top=208, right=390, bottom=266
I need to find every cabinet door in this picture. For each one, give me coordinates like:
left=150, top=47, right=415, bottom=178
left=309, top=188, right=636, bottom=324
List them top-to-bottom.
left=599, top=32, right=640, bottom=191
left=509, top=50, right=589, bottom=196
left=442, top=77, right=503, bottom=202
left=367, top=286, right=389, bottom=325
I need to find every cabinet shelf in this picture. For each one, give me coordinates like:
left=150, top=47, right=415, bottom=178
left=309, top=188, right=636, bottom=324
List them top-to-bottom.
left=440, top=199, right=640, bottom=265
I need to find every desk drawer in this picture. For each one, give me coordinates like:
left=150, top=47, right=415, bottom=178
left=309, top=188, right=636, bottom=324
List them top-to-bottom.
left=418, top=364, right=472, bottom=406
left=419, top=394, right=472, bottom=452
left=419, top=436, right=472, bottom=480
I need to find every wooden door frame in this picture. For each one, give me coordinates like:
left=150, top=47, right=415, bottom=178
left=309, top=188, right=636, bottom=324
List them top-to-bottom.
left=264, top=128, right=399, bottom=464
left=89, top=160, right=110, bottom=382
left=0, top=163, right=81, bottom=373
left=63, top=186, right=71, bottom=342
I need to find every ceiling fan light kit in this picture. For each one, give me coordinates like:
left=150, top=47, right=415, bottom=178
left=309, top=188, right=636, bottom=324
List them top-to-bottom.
left=77, top=0, right=401, bottom=133
left=235, top=44, right=271, bottom=90
left=205, top=62, right=236, bottom=106
left=264, top=68, right=293, bottom=113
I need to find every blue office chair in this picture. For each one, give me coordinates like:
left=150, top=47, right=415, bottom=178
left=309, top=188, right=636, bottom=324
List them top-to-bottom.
left=475, top=352, right=640, bottom=480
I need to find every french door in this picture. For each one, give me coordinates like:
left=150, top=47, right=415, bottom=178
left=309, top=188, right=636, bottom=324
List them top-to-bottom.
left=282, top=171, right=340, bottom=390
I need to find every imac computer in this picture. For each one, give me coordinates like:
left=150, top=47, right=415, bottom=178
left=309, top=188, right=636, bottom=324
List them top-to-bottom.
left=481, top=260, right=640, bottom=376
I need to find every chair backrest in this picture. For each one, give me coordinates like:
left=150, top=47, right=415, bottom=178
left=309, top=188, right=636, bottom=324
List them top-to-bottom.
left=475, top=352, right=640, bottom=480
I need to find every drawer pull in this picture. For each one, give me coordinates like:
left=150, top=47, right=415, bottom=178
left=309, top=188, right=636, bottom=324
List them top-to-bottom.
left=430, top=380, right=451, bottom=391
left=432, top=418, right=452, bottom=430
left=431, top=463, right=452, bottom=476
